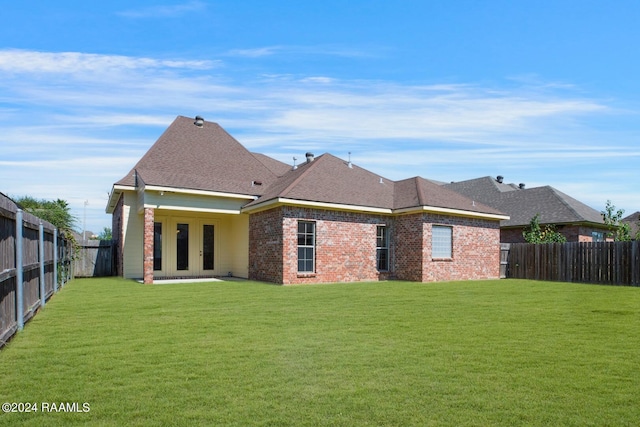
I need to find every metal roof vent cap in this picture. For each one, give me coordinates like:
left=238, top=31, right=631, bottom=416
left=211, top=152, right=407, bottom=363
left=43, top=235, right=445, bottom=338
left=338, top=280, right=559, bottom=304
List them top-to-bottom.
left=194, top=116, right=204, bottom=127
left=305, top=152, right=315, bottom=163
left=496, top=175, right=504, bottom=184
left=519, top=183, right=525, bottom=189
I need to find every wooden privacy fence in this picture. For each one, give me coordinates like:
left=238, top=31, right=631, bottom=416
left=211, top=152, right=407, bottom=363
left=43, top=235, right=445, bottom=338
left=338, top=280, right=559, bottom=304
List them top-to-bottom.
left=0, top=193, right=74, bottom=347
left=74, top=239, right=114, bottom=277
left=505, top=241, right=640, bottom=286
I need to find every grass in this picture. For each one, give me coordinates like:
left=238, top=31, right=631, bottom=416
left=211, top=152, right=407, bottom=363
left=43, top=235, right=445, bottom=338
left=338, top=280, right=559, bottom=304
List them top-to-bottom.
left=0, top=278, right=639, bottom=426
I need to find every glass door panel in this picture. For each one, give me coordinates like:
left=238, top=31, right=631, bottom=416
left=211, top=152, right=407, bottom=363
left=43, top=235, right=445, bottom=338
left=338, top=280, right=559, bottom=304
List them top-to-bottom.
left=176, top=223, right=189, bottom=271
left=202, top=224, right=215, bottom=271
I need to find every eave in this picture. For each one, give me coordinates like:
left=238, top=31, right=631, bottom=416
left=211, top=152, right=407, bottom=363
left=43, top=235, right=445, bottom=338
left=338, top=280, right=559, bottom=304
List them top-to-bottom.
left=106, top=184, right=134, bottom=214
left=242, top=198, right=393, bottom=215
left=243, top=198, right=509, bottom=221
left=394, top=205, right=510, bottom=221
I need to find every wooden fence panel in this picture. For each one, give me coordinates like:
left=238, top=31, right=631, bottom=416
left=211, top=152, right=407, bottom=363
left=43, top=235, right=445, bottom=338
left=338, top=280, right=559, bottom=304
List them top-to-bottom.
left=0, top=192, right=73, bottom=348
left=75, top=240, right=113, bottom=277
left=507, top=241, right=640, bottom=286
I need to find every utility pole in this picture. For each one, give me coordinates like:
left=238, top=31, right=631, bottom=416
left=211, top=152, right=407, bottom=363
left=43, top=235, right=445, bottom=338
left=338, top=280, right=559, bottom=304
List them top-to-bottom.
left=83, top=200, right=88, bottom=240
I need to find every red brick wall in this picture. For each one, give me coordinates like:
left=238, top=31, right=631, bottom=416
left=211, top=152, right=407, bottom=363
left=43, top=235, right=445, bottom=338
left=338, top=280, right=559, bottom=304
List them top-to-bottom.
left=249, top=206, right=502, bottom=284
left=250, top=206, right=391, bottom=284
left=143, top=208, right=154, bottom=284
left=248, top=208, right=284, bottom=284
left=394, top=214, right=424, bottom=282
left=422, top=214, right=501, bottom=282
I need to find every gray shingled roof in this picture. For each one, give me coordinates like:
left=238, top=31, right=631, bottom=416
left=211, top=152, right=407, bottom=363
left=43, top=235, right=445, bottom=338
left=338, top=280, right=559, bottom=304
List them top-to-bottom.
left=116, top=116, right=279, bottom=196
left=113, top=117, right=507, bottom=218
left=251, top=152, right=291, bottom=177
left=244, top=153, right=396, bottom=209
left=444, top=176, right=605, bottom=227
left=394, top=177, right=502, bottom=214
left=622, top=211, right=640, bottom=238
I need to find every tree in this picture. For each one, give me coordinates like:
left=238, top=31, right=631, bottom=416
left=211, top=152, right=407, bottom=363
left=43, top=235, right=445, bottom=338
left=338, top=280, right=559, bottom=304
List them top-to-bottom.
left=15, top=196, right=77, bottom=236
left=601, top=200, right=631, bottom=241
left=523, top=214, right=567, bottom=243
left=97, top=227, right=112, bottom=240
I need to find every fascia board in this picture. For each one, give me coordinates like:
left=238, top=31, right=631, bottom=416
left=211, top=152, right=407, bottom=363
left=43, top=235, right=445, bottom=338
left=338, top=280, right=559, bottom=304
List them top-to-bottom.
left=105, top=185, right=135, bottom=213
left=144, top=185, right=257, bottom=200
left=242, top=198, right=393, bottom=215
left=143, top=204, right=241, bottom=215
left=394, top=205, right=510, bottom=221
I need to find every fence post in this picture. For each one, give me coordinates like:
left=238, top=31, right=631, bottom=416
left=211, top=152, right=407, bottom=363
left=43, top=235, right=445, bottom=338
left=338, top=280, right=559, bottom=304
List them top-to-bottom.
left=16, top=209, right=24, bottom=331
left=39, top=221, right=45, bottom=309
left=53, top=228, right=58, bottom=293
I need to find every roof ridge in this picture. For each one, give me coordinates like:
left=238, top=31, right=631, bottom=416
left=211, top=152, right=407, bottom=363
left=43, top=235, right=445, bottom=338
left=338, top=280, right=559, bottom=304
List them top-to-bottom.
left=278, top=154, right=325, bottom=198
left=414, top=177, right=427, bottom=206
left=547, top=185, right=584, bottom=219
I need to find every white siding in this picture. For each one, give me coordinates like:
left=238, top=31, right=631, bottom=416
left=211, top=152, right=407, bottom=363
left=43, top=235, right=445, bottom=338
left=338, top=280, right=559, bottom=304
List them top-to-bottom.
left=122, top=192, right=144, bottom=279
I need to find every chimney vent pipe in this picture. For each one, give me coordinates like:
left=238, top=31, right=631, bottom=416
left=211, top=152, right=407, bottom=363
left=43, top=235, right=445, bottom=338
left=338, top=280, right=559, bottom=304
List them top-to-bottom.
left=305, top=152, right=314, bottom=163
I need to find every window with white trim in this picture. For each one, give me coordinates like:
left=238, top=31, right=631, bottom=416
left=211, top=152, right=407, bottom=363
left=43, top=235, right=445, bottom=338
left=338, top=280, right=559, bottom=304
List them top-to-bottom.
left=297, top=221, right=315, bottom=273
left=376, top=225, right=389, bottom=271
left=432, top=225, right=452, bottom=258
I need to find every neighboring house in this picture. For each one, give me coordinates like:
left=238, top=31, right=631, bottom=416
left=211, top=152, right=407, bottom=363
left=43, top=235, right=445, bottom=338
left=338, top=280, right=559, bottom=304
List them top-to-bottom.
left=106, top=116, right=508, bottom=284
left=444, top=176, right=611, bottom=243
left=622, top=212, right=640, bottom=240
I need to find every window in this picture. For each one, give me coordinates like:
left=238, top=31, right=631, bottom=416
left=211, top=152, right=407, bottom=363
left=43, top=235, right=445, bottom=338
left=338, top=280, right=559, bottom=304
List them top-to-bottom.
left=297, top=221, right=315, bottom=273
left=153, top=222, right=162, bottom=271
left=176, top=223, right=189, bottom=271
left=377, top=225, right=389, bottom=271
left=432, top=225, right=452, bottom=258
left=592, top=231, right=605, bottom=242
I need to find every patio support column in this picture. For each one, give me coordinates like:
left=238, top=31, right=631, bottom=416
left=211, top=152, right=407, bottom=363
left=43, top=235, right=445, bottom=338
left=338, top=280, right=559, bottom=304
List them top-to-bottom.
left=143, top=207, right=155, bottom=284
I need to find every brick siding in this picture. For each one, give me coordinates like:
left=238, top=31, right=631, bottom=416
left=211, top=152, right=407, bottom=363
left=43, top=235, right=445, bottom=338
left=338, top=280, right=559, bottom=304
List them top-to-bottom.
left=249, top=206, right=502, bottom=284
left=143, top=207, right=154, bottom=284
left=248, top=208, right=284, bottom=284
left=421, top=214, right=501, bottom=282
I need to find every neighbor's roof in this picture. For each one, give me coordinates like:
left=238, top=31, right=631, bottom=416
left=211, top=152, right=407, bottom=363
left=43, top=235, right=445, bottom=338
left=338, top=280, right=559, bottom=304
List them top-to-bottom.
left=115, top=116, right=280, bottom=196
left=445, top=176, right=605, bottom=227
left=622, top=211, right=640, bottom=238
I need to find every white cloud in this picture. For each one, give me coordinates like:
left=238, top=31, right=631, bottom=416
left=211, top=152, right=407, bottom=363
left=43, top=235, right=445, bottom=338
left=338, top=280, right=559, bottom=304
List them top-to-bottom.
left=117, top=1, right=206, bottom=19
left=2, top=49, right=638, bottom=231
left=0, top=50, right=218, bottom=74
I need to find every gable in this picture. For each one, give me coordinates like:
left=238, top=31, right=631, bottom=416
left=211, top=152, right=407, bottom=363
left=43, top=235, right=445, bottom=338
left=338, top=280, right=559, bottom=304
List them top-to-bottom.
left=116, top=116, right=279, bottom=196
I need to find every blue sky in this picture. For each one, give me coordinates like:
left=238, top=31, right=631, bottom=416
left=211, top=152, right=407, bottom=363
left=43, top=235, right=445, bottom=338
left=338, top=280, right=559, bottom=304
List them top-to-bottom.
left=1, top=1, right=639, bottom=234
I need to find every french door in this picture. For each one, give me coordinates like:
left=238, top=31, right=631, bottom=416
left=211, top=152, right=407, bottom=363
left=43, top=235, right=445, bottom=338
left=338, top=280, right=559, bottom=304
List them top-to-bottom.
left=154, top=218, right=217, bottom=277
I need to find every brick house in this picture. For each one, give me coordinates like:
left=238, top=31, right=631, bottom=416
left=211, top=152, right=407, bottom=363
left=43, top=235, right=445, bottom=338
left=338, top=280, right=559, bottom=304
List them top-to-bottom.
left=106, top=116, right=508, bottom=284
left=444, top=176, right=611, bottom=243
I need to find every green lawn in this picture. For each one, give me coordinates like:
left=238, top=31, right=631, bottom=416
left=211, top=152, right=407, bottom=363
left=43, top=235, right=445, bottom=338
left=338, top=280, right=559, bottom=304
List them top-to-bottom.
left=1, top=278, right=639, bottom=426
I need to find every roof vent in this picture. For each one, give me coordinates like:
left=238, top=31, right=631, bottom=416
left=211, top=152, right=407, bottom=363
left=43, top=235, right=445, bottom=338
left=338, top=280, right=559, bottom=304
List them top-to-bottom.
left=194, top=116, right=204, bottom=127
left=305, top=152, right=314, bottom=163
left=292, top=157, right=298, bottom=170
left=496, top=175, right=504, bottom=184
left=252, top=180, right=263, bottom=187
left=519, top=183, right=525, bottom=189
